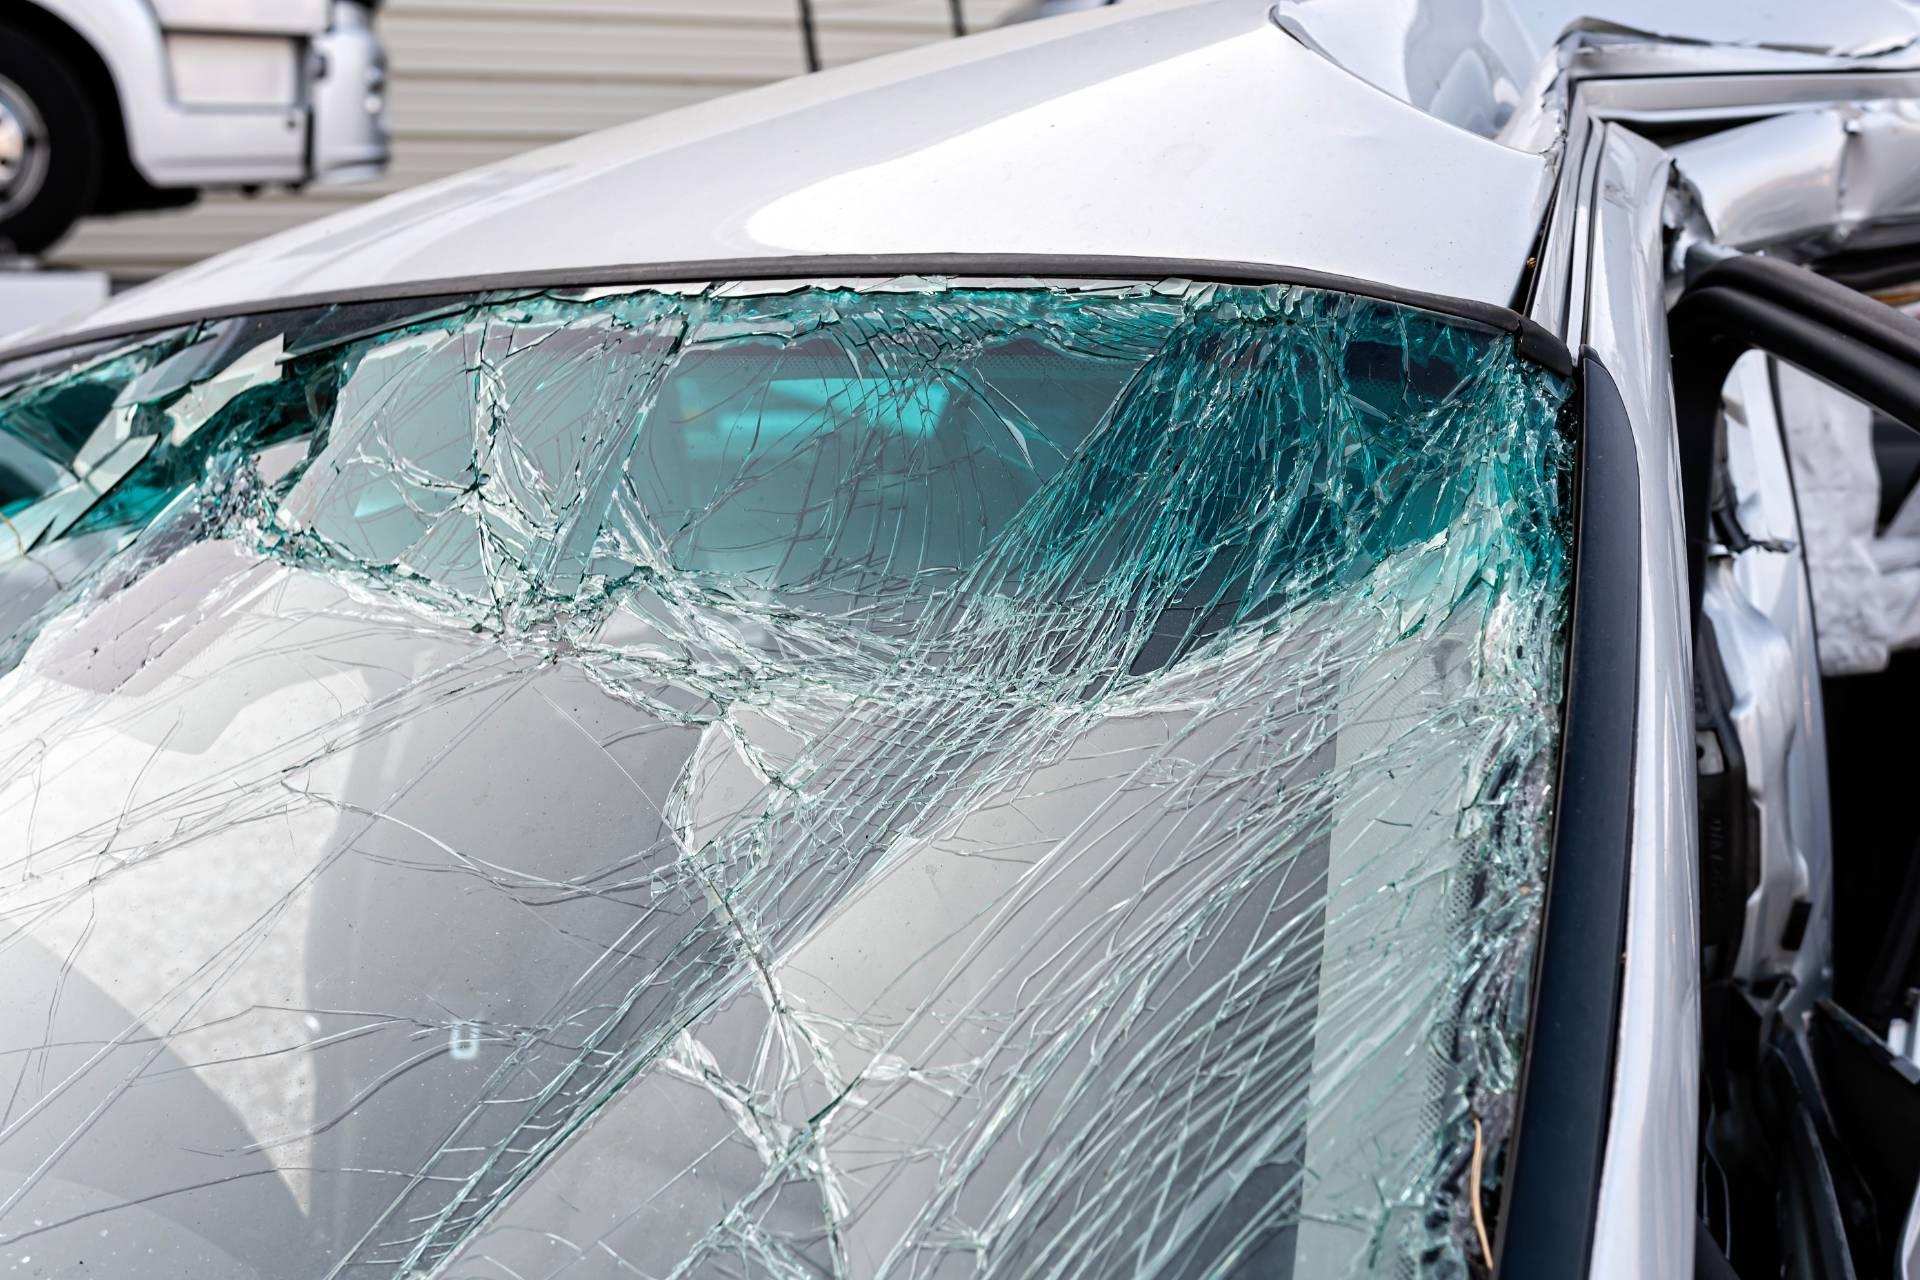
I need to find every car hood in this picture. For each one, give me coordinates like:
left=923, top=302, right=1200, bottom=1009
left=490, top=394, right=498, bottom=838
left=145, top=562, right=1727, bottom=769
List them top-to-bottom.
left=12, top=0, right=1554, bottom=354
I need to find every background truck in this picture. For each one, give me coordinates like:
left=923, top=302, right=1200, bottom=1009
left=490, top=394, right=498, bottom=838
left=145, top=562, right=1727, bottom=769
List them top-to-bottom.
left=0, top=0, right=388, bottom=254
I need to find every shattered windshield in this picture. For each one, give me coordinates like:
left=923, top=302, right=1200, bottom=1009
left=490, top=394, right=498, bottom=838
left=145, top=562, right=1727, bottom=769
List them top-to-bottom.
left=0, top=280, right=1572, bottom=1279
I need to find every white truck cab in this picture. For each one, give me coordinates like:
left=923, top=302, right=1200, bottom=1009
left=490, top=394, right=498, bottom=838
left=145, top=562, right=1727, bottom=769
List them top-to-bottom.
left=0, top=0, right=388, bottom=254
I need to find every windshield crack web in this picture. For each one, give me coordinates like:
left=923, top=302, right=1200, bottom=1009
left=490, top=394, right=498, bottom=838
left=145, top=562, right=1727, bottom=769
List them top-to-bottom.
left=0, top=280, right=1570, bottom=1279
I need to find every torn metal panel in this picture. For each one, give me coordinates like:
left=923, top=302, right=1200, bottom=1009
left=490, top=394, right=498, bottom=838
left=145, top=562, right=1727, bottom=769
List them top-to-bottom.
left=1270, top=0, right=1920, bottom=154
left=1670, top=102, right=1920, bottom=261
left=0, top=280, right=1572, bottom=1278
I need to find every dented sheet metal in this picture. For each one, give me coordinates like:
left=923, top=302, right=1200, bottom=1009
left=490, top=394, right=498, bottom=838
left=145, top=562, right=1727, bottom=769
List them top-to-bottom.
left=1270, top=0, right=1920, bottom=154
left=1670, top=102, right=1920, bottom=261
left=0, top=281, right=1572, bottom=1278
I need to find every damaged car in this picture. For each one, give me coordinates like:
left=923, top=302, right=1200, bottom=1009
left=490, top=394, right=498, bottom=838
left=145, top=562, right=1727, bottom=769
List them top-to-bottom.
left=2, top=1, right=1920, bottom=1277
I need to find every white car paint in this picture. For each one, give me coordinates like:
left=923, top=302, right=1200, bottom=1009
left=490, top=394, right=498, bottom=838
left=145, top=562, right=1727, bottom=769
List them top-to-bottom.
left=60, top=0, right=1553, bottom=338
left=149, top=0, right=333, bottom=35
left=1577, top=120, right=1702, bottom=1278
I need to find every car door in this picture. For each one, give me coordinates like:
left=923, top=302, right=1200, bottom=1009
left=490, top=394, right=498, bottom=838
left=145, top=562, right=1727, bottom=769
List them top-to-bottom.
left=1671, top=252, right=1920, bottom=1280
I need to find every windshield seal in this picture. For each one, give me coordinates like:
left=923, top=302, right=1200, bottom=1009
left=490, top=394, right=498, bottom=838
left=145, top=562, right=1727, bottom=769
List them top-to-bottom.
left=0, top=255, right=1575, bottom=376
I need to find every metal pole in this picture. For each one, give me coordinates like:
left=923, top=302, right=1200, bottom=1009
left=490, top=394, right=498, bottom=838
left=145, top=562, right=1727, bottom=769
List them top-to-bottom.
left=797, top=0, right=821, bottom=72
left=948, top=0, right=967, bottom=37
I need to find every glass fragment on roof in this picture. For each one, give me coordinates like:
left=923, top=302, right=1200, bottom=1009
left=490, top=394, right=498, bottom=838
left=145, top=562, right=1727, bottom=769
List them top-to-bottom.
left=0, top=280, right=1572, bottom=1278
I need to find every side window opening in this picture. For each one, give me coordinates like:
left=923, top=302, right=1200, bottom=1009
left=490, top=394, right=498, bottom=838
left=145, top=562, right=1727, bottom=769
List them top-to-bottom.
left=1673, top=255, right=1920, bottom=1280
left=0, top=280, right=1576, bottom=1279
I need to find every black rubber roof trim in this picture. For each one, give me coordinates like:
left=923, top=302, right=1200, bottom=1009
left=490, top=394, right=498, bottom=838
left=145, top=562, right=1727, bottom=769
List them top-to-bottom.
left=1814, top=242, right=1920, bottom=294
left=1694, top=252, right=1920, bottom=369
left=0, top=253, right=1575, bottom=373
left=1517, top=316, right=1576, bottom=378
left=1494, top=350, right=1641, bottom=1278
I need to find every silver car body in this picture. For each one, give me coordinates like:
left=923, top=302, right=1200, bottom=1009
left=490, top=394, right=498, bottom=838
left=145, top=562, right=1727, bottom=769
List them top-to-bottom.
left=9, top=1, right=1920, bottom=1275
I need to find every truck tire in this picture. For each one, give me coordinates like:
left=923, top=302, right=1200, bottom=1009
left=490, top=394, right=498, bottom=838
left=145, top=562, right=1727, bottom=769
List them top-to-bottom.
left=0, top=24, right=102, bottom=256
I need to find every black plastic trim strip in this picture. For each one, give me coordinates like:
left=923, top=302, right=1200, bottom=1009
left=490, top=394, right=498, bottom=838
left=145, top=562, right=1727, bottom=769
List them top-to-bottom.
left=1815, top=242, right=1920, bottom=294
left=0, top=253, right=1574, bottom=374
left=1694, top=254, right=1920, bottom=372
left=1495, top=352, right=1641, bottom=1280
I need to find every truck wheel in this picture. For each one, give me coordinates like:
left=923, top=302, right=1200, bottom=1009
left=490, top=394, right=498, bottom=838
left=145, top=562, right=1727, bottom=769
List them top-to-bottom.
left=0, top=25, right=102, bottom=256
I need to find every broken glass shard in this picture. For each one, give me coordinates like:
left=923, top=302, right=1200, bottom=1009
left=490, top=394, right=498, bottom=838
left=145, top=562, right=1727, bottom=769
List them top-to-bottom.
left=0, top=280, right=1571, bottom=1278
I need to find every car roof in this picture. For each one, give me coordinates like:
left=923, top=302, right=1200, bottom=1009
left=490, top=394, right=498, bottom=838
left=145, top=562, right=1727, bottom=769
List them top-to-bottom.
left=25, top=0, right=1556, bottom=351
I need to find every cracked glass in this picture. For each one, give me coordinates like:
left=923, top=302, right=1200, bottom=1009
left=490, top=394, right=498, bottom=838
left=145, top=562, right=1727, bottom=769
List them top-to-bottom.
left=0, top=279, right=1572, bottom=1279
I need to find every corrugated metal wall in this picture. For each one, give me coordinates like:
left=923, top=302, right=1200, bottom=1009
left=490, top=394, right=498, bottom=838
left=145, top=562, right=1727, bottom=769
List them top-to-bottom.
left=49, top=0, right=1025, bottom=280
